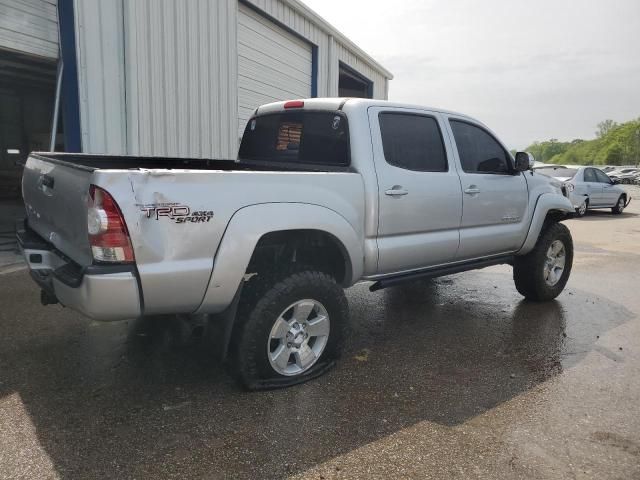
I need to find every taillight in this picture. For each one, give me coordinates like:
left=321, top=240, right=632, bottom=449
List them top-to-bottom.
left=87, top=185, right=134, bottom=263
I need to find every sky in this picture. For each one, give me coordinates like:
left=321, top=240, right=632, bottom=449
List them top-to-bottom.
left=303, top=0, right=640, bottom=149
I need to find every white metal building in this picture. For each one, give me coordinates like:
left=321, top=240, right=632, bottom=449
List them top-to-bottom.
left=0, top=0, right=392, bottom=194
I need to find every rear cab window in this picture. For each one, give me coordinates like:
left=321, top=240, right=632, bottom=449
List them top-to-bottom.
left=238, top=111, right=350, bottom=167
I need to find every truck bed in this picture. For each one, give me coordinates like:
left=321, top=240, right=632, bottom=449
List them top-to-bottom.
left=29, top=153, right=351, bottom=173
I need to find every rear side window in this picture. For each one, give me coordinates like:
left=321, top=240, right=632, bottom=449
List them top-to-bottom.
left=238, top=112, right=349, bottom=166
left=378, top=113, right=447, bottom=172
left=449, top=120, right=511, bottom=174
left=583, top=169, right=596, bottom=182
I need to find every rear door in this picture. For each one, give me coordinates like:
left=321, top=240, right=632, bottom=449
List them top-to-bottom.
left=369, top=107, right=462, bottom=274
left=446, top=117, right=528, bottom=260
left=583, top=168, right=604, bottom=205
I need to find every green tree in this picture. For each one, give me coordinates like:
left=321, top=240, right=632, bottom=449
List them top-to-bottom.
left=523, top=117, right=640, bottom=166
left=596, top=120, right=618, bottom=138
left=599, top=142, right=625, bottom=165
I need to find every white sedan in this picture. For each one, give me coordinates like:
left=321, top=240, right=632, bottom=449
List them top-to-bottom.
left=535, top=166, right=630, bottom=217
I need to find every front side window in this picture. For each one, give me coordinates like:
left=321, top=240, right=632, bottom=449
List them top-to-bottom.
left=238, top=111, right=349, bottom=166
left=378, top=113, right=448, bottom=172
left=449, top=120, right=511, bottom=174
left=595, top=169, right=612, bottom=183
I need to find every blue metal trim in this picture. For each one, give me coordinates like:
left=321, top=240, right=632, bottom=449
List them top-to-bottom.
left=57, top=0, right=82, bottom=152
left=240, top=0, right=318, bottom=98
left=311, top=45, right=318, bottom=97
left=339, top=61, right=374, bottom=99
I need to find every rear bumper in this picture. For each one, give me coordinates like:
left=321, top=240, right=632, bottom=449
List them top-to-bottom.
left=17, top=225, right=141, bottom=321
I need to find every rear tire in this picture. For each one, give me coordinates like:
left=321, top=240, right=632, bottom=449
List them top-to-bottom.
left=611, top=195, right=626, bottom=214
left=575, top=200, right=588, bottom=217
left=513, top=222, right=573, bottom=301
left=231, top=270, right=348, bottom=390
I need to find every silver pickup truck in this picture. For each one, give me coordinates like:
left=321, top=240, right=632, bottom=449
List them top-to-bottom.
left=18, top=98, right=574, bottom=389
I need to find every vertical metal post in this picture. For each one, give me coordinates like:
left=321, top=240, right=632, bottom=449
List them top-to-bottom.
left=50, top=59, right=64, bottom=151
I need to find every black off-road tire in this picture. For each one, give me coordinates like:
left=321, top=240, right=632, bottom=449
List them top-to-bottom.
left=611, top=195, right=626, bottom=214
left=513, top=222, right=573, bottom=301
left=231, top=270, right=349, bottom=390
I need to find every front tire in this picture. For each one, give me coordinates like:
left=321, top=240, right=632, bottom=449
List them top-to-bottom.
left=612, top=195, right=626, bottom=214
left=513, top=222, right=573, bottom=301
left=232, top=270, right=349, bottom=390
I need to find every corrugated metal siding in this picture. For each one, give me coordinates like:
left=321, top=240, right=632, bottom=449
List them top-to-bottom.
left=0, top=0, right=58, bottom=59
left=72, top=0, right=390, bottom=157
left=73, top=0, right=126, bottom=154
left=123, top=0, right=238, bottom=158
left=244, top=0, right=388, bottom=100
left=244, top=0, right=331, bottom=97
left=237, top=3, right=312, bottom=136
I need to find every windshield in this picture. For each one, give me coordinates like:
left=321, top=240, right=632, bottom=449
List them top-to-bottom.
left=238, top=111, right=350, bottom=166
left=536, top=167, right=578, bottom=179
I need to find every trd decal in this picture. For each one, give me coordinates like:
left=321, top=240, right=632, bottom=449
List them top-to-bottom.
left=138, top=203, right=213, bottom=223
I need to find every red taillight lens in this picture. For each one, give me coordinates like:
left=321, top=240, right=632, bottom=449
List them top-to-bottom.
left=284, top=100, right=304, bottom=109
left=87, top=185, right=134, bottom=263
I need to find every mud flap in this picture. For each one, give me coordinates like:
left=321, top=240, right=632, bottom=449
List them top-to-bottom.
left=207, top=281, right=244, bottom=361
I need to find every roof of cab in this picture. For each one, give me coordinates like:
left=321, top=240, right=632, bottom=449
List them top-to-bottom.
left=255, top=98, right=476, bottom=123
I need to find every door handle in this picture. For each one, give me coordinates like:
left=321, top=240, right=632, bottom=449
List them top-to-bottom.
left=385, top=186, right=408, bottom=196
left=464, top=186, right=480, bottom=195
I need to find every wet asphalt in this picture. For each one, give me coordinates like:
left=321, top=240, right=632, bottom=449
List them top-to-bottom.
left=1, top=191, right=639, bottom=479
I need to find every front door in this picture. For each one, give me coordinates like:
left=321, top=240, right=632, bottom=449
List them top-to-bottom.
left=370, top=108, right=463, bottom=274
left=446, top=118, right=529, bottom=260
left=594, top=168, right=618, bottom=205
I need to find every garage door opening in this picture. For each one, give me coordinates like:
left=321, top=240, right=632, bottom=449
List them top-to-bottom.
left=0, top=49, right=62, bottom=199
left=339, top=62, right=373, bottom=99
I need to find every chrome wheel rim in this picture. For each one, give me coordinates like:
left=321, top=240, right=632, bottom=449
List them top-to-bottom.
left=618, top=198, right=625, bottom=212
left=578, top=202, right=587, bottom=216
left=544, top=240, right=566, bottom=287
left=267, top=299, right=330, bottom=376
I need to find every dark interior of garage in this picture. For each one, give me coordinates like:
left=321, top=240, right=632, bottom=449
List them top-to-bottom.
left=0, top=49, right=62, bottom=200
left=338, top=62, right=373, bottom=99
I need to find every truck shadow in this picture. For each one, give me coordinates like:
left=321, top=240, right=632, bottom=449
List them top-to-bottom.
left=0, top=269, right=633, bottom=479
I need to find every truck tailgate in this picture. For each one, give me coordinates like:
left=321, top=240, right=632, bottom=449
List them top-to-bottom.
left=22, top=155, right=93, bottom=266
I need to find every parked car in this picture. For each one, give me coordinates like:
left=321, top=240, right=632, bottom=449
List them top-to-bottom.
left=18, top=98, right=575, bottom=389
left=536, top=166, right=630, bottom=216
left=601, top=166, right=616, bottom=173
left=608, top=168, right=640, bottom=184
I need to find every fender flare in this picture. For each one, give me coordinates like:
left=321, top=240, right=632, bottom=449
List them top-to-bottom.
left=517, top=193, right=573, bottom=255
left=195, top=203, right=363, bottom=314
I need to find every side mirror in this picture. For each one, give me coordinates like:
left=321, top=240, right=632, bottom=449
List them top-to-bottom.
left=514, top=151, right=535, bottom=172
left=611, top=178, right=620, bottom=185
